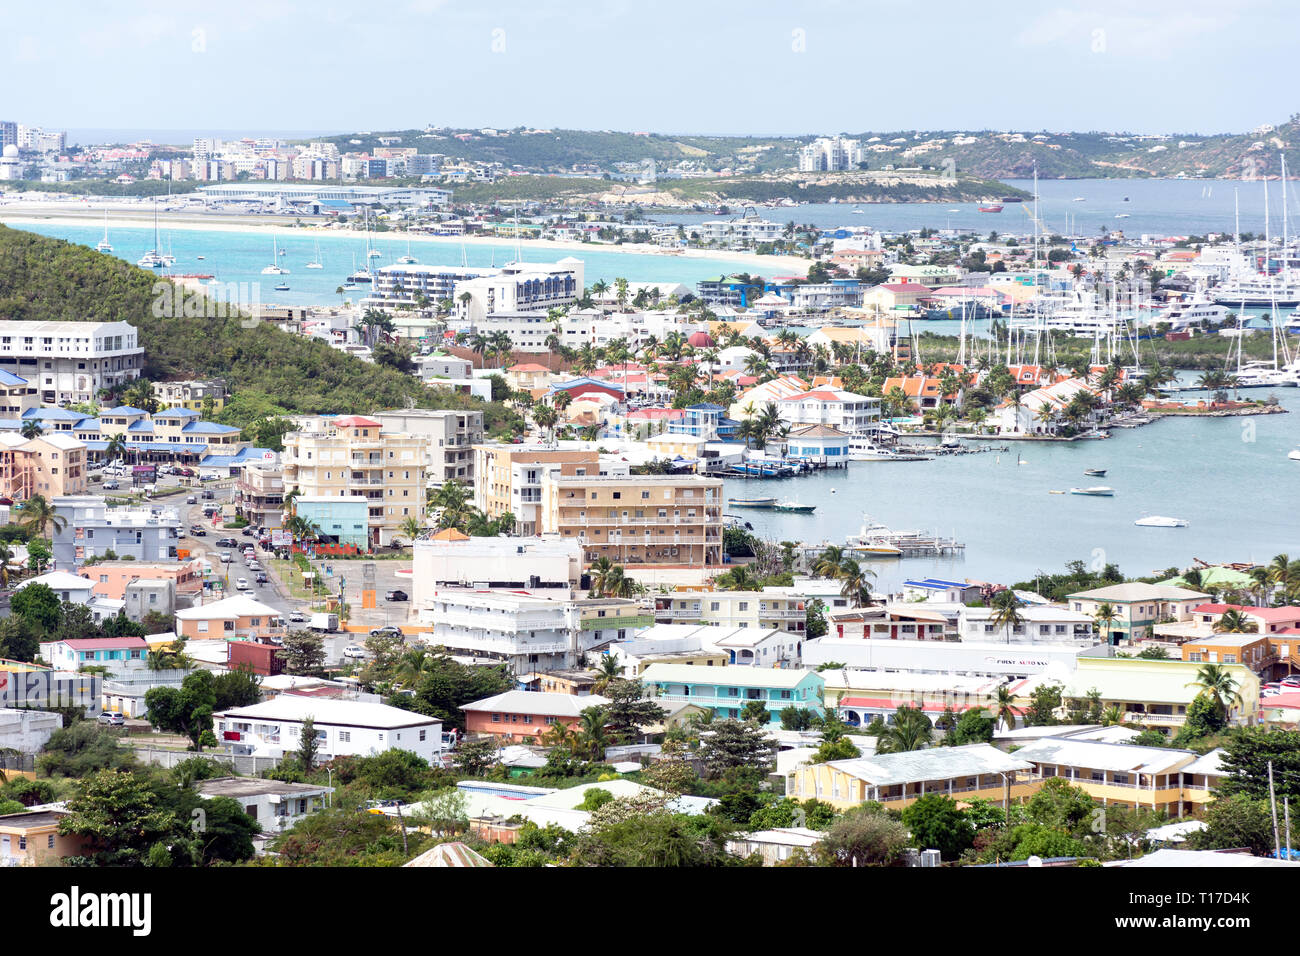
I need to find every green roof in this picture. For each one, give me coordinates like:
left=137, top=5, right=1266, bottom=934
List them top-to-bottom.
left=1159, top=567, right=1256, bottom=590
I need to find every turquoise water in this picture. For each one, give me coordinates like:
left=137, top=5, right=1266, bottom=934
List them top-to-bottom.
left=16, top=222, right=760, bottom=306
left=728, top=381, right=1300, bottom=591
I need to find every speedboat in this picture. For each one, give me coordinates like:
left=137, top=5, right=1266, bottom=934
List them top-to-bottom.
left=274, top=280, right=290, bottom=292
left=849, top=438, right=933, bottom=461
left=1289, top=449, right=1300, bottom=461
left=1083, top=468, right=1107, bottom=477
left=1070, top=486, right=1114, bottom=496
left=727, top=497, right=777, bottom=509
left=773, top=500, right=815, bottom=514
left=1135, top=515, right=1188, bottom=527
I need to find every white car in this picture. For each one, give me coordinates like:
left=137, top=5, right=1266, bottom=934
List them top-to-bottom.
left=219, top=552, right=233, bottom=563
left=235, top=577, right=249, bottom=590
left=342, top=645, right=367, bottom=660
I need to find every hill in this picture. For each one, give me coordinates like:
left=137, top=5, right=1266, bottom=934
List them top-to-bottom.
left=0, top=225, right=504, bottom=430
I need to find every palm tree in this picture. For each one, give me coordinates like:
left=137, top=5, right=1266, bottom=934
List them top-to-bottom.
left=532, top=404, right=558, bottom=442
left=19, top=419, right=43, bottom=440
left=104, top=433, right=129, bottom=466
left=18, top=494, right=65, bottom=538
left=397, top=515, right=424, bottom=546
left=0, top=545, right=12, bottom=589
left=810, top=546, right=845, bottom=581
left=588, top=556, right=617, bottom=598
left=837, top=557, right=875, bottom=608
left=716, top=564, right=761, bottom=591
left=989, top=590, right=1024, bottom=641
left=1093, top=602, right=1119, bottom=644
left=1213, top=609, right=1258, bottom=634
left=591, top=654, right=625, bottom=694
left=1186, top=663, right=1244, bottom=714
left=991, top=686, right=1018, bottom=732
left=576, top=706, right=610, bottom=760
left=876, top=706, right=932, bottom=753
left=541, top=719, right=574, bottom=749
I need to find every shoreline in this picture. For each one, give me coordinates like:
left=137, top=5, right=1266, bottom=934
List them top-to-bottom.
left=0, top=205, right=806, bottom=274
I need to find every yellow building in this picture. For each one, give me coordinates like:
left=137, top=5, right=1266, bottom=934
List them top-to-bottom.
left=281, top=415, right=427, bottom=548
left=473, top=444, right=599, bottom=536
left=542, top=473, right=723, bottom=568
left=1063, top=656, right=1260, bottom=735
left=787, top=744, right=1035, bottom=811
left=0, top=807, right=88, bottom=865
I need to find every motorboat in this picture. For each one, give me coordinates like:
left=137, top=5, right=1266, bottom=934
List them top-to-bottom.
left=274, top=280, right=290, bottom=292
left=849, top=438, right=933, bottom=461
left=1289, top=449, right=1300, bottom=461
left=1083, top=468, right=1107, bottom=477
left=1070, top=486, right=1114, bottom=496
left=727, top=497, right=777, bottom=509
left=773, top=500, right=816, bottom=514
left=1134, top=515, right=1188, bottom=527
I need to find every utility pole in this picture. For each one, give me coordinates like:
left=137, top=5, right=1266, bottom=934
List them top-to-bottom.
left=1269, top=760, right=1281, bottom=858
left=1286, top=796, right=1292, bottom=861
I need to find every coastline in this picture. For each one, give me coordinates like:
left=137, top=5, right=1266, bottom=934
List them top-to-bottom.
left=0, top=205, right=807, bottom=274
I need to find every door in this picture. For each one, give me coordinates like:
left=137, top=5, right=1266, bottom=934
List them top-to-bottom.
left=0, top=834, right=10, bottom=860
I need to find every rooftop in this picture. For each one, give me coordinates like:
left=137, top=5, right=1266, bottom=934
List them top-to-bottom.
left=824, top=743, right=1031, bottom=786
left=197, top=777, right=333, bottom=799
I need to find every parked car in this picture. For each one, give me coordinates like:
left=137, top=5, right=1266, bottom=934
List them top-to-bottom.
left=102, top=480, right=119, bottom=490
left=202, top=489, right=215, bottom=499
left=241, top=527, right=256, bottom=537
left=216, top=537, right=239, bottom=548
left=385, top=589, right=408, bottom=602
left=288, top=610, right=308, bottom=623
left=370, top=625, right=402, bottom=638
left=342, top=645, right=368, bottom=660
left=1281, top=676, right=1300, bottom=688
left=96, top=712, right=125, bottom=726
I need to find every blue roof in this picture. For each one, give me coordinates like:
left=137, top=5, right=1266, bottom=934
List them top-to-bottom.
left=0, top=370, right=27, bottom=386
left=548, top=377, right=625, bottom=394
left=102, top=406, right=150, bottom=416
left=24, top=407, right=87, bottom=421
left=156, top=407, right=200, bottom=419
left=0, top=419, right=22, bottom=431
left=127, top=420, right=154, bottom=433
left=182, top=421, right=240, bottom=434
left=231, top=447, right=277, bottom=463
left=198, top=454, right=239, bottom=467
left=903, top=578, right=970, bottom=589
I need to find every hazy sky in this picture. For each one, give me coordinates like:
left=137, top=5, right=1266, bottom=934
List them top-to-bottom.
left=9, top=0, right=1299, bottom=138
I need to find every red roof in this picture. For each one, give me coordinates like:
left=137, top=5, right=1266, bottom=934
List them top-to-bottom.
left=877, top=283, right=932, bottom=294
left=333, top=415, right=381, bottom=428
left=1194, top=604, right=1300, bottom=624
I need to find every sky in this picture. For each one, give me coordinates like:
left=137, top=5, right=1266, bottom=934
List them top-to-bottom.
left=9, top=0, right=1300, bottom=141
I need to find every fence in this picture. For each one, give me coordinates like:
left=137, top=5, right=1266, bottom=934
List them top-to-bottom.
left=131, top=746, right=282, bottom=776
left=0, top=752, right=36, bottom=774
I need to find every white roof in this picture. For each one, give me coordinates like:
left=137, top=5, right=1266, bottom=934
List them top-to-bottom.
left=35, top=433, right=84, bottom=451
left=16, top=571, right=93, bottom=592
left=1069, top=583, right=1209, bottom=603
left=174, top=595, right=281, bottom=620
left=641, top=663, right=817, bottom=689
left=460, top=690, right=610, bottom=718
left=215, top=695, right=440, bottom=729
left=1012, top=737, right=1197, bottom=775
left=824, top=743, right=1031, bottom=786
left=1182, top=748, right=1226, bottom=776
left=1114, top=849, right=1299, bottom=868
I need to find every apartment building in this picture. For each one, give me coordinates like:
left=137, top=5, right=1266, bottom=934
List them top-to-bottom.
left=797, top=136, right=864, bottom=172
left=697, top=219, right=784, bottom=244
left=454, top=259, right=584, bottom=326
left=362, top=264, right=491, bottom=311
left=0, top=321, right=143, bottom=404
left=0, top=369, right=38, bottom=418
left=152, top=379, right=227, bottom=411
left=777, top=387, right=880, bottom=434
left=372, top=409, right=484, bottom=488
left=280, top=415, right=427, bottom=548
left=0, top=432, right=86, bottom=499
left=474, top=445, right=600, bottom=536
left=235, top=465, right=285, bottom=530
left=542, top=474, right=723, bottom=568
left=51, top=496, right=181, bottom=569
left=412, top=531, right=581, bottom=599
left=1067, top=583, right=1211, bottom=644
left=653, top=589, right=806, bottom=633
left=958, top=605, right=1097, bottom=644
left=639, top=663, right=824, bottom=725
left=214, top=695, right=443, bottom=763
left=1012, top=737, right=1207, bottom=816
left=788, top=744, right=1034, bottom=812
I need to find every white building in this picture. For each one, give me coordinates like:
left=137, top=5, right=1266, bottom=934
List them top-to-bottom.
left=798, top=136, right=864, bottom=172
left=697, top=219, right=784, bottom=245
left=454, top=259, right=584, bottom=326
left=0, top=321, right=143, bottom=405
left=777, top=387, right=880, bottom=434
left=411, top=531, right=581, bottom=602
left=415, top=587, right=589, bottom=672
left=653, top=590, right=806, bottom=632
left=958, top=605, right=1098, bottom=644
left=805, top=638, right=1112, bottom=680
left=214, top=695, right=444, bottom=763
left=196, top=777, right=334, bottom=836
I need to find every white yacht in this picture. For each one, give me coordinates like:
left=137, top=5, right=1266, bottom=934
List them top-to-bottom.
left=137, top=201, right=166, bottom=268
left=95, top=211, right=112, bottom=253
left=261, top=238, right=289, bottom=276
left=397, top=238, right=418, bottom=264
left=305, top=240, right=324, bottom=269
left=1212, top=272, right=1300, bottom=307
left=1017, top=288, right=1124, bottom=337
left=1152, top=291, right=1227, bottom=331
left=848, top=438, right=933, bottom=461
left=1134, top=515, right=1189, bottom=527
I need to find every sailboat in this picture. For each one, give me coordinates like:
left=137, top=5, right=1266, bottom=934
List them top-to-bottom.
left=137, top=201, right=166, bottom=268
left=95, top=211, right=113, bottom=253
left=397, top=237, right=418, bottom=264
left=261, top=238, right=289, bottom=276
left=305, top=240, right=324, bottom=269
left=346, top=252, right=371, bottom=285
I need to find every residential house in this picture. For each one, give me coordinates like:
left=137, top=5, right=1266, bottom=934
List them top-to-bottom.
left=1067, top=583, right=1211, bottom=644
left=173, top=595, right=284, bottom=641
left=638, top=662, right=824, bottom=724
left=461, top=689, right=610, bottom=742
left=215, top=695, right=443, bottom=762
left=196, top=777, right=333, bottom=836
left=0, top=806, right=88, bottom=866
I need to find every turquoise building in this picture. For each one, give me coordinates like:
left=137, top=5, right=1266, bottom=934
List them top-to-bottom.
left=295, top=496, right=370, bottom=548
left=639, top=663, right=824, bottom=725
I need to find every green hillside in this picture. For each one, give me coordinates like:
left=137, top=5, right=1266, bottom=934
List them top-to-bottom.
left=0, top=225, right=482, bottom=427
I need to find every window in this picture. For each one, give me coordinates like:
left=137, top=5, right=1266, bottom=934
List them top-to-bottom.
left=491, top=713, right=501, bottom=723
left=419, top=729, right=427, bottom=741
left=339, top=731, right=351, bottom=743
left=48, top=834, right=55, bottom=849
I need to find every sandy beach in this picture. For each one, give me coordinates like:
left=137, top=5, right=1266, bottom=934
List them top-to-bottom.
left=0, top=200, right=807, bottom=275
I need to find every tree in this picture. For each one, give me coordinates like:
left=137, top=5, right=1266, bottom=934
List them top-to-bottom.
left=16, top=494, right=66, bottom=538
left=25, top=538, right=52, bottom=575
left=10, top=582, right=62, bottom=633
left=988, top=589, right=1024, bottom=637
left=805, top=597, right=828, bottom=639
left=1093, top=602, right=1119, bottom=642
left=1213, top=609, right=1259, bottom=634
left=0, top=614, right=41, bottom=663
left=275, top=629, right=327, bottom=677
left=590, top=653, right=625, bottom=695
left=1186, top=663, right=1244, bottom=716
left=212, top=665, right=262, bottom=710
left=144, top=670, right=218, bottom=751
left=603, top=678, right=667, bottom=741
left=1023, top=683, right=1063, bottom=726
left=1177, top=692, right=1227, bottom=743
left=740, top=700, right=768, bottom=724
left=780, top=705, right=815, bottom=731
left=875, top=705, right=933, bottom=754
left=952, top=707, right=995, bottom=745
left=297, top=716, right=320, bottom=771
left=698, top=719, right=776, bottom=776
left=37, top=722, right=137, bottom=778
left=1215, top=728, right=1300, bottom=803
left=812, top=735, right=861, bottom=763
left=452, top=736, right=499, bottom=777
left=59, top=769, right=179, bottom=866
left=1025, top=777, right=1096, bottom=837
left=408, top=786, right=469, bottom=838
left=901, top=794, right=975, bottom=860
left=1186, top=794, right=1275, bottom=856
left=272, top=805, right=421, bottom=866
left=815, top=805, right=910, bottom=866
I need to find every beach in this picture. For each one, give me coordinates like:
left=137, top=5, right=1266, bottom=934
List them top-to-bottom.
left=0, top=200, right=804, bottom=275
